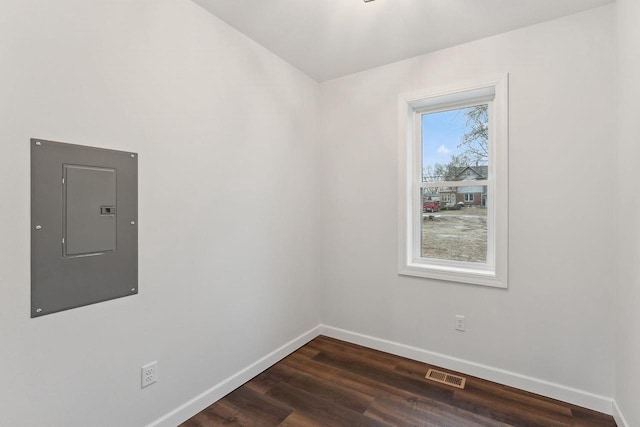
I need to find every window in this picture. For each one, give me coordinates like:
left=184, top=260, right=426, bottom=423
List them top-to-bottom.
left=398, top=75, right=508, bottom=287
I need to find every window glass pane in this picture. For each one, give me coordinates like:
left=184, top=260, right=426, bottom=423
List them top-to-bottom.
left=420, top=103, right=489, bottom=264
left=421, top=104, right=489, bottom=184
left=421, top=186, right=488, bottom=263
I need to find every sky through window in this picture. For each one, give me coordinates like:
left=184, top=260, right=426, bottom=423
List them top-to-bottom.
left=421, top=108, right=470, bottom=170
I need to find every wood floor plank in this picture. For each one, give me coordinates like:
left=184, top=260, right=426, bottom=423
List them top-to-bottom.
left=180, top=336, right=618, bottom=427
left=308, top=336, right=406, bottom=368
left=292, top=344, right=322, bottom=359
left=310, top=348, right=456, bottom=404
left=281, top=350, right=426, bottom=401
left=396, top=358, right=574, bottom=422
left=268, top=363, right=375, bottom=413
left=245, top=365, right=289, bottom=394
left=458, top=378, right=573, bottom=418
left=266, top=381, right=392, bottom=427
left=180, top=386, right=293, bottom=427
left=224, top=387, right=293, bottom=423
left=450, top=389, right=575, bottom=427
left=364, top=393, right=511, bottom=427
left=181, top=398, right=271, bottom=427
left=364, top=400, right=441, bottom=427
left=571, top=407, right=619, bottom=427
left=278, top=412, right=323, bottom=427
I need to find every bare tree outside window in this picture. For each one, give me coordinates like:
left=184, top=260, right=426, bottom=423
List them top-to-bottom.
left=459, top=104, right=488, bottom=166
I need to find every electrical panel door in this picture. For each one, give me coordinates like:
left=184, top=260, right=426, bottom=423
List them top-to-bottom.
left=31, top=139, right=138, bottom=317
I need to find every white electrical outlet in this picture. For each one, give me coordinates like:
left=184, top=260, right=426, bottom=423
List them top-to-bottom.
left=455, top=315, right=466, bottom=332
left=141, top=361, right=158, bottom=388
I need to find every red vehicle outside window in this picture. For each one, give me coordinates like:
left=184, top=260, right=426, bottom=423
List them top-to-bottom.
left=423, top=201, right=439, bottom=213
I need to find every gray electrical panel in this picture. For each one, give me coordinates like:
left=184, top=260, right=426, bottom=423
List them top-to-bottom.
left=31, top=139, right=138, bottom=317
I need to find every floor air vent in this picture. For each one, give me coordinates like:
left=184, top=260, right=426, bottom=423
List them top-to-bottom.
left=425, top=369, right=466, bottom=389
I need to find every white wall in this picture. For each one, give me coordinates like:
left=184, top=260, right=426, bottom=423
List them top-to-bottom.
left=615, top=0, right=640, bottom=425
left=0, top=1, right=320, bottom=426
left=319, top=5, right=616, bottom=405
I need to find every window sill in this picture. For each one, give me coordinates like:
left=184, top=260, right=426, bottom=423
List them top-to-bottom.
left=399, top=262, right=507, bottom=288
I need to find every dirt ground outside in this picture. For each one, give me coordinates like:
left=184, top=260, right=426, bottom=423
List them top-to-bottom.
left=421, top=207, right=487, bottom=263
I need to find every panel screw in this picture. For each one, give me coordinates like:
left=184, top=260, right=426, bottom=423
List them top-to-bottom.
left=35, top=141, right=42, bottom=146
left=130, top=154, right=135, bottom=158
left=130, top=221, right=135, bottom=225
left=35, top=225, right=42, bottom=230
left=131, top=288, right=136, bottom=292
left=36, top=308, right=42, bottom=313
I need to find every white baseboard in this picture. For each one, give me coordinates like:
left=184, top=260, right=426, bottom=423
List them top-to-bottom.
left=149, top=323, right=619, bottom=425
left=319, top=324, right=615, bottom=416
left=148, top=325, right=321, bottom=427
left=613, top=400, right=630, bottom=427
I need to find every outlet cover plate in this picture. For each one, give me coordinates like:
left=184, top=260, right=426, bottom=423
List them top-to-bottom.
left=142, top=361, right=158, bottom=388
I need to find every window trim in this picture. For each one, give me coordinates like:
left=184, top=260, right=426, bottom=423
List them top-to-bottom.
left=397, top=74, right=508, bottom=288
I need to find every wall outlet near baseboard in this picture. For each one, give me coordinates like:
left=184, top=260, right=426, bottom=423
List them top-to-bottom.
left=455, top=315, right=466, bottom=332
left=142, top=361, right=158, bottom=388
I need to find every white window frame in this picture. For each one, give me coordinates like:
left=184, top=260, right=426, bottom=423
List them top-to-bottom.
left=397, top=74, right=508, bottom=288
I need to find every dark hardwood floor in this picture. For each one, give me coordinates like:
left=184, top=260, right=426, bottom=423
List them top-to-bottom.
left=180, top=336, right=617, bottom=427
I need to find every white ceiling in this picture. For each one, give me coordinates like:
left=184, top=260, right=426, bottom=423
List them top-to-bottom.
left=192, top=0, right=614, bottom=82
